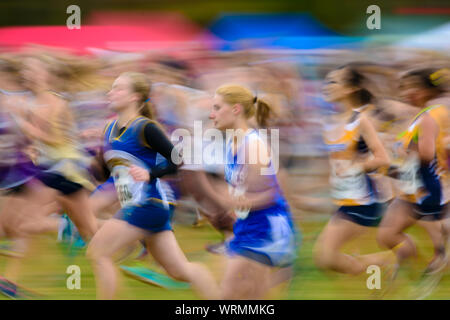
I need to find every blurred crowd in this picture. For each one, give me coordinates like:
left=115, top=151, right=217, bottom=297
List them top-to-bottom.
left=0, top=41, right=449, bottom=300
left=1, top=46, right=448, bottom=161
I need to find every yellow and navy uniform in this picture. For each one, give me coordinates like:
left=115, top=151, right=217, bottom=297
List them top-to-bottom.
left=35, top=91, right=95, bottom=194
left=354, top=104, right=396, bottom=204
left=394, top=104, right=449, bottom=219
left=323, top=111, right=382, bottom=226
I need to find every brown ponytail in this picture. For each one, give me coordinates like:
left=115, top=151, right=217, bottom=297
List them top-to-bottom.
left=0, top=56, right=21, bottom=85
left=0, top=56, right=20, bottom=74
left=402, top=68, right=448, bottom=95
left=255, top=97, right=274, bottom=128
left=139, top=100, right=155, bottom=120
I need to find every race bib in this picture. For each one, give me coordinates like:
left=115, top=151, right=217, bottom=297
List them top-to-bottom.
left=395, top=156, right=423, bottom=195
left=329, top=159, right=369, bottom=200
left=112, top=166, right=144, bottom=207
left=229, top=166, right=249, bottom=220
left=229, top=184, right=250, bottom=220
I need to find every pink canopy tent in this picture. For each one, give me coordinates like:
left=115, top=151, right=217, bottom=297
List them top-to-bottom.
left=0, top=12, right=219, bottom=55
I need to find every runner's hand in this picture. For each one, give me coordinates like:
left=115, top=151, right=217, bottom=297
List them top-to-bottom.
left=129, top=165, right=150, bottom=182
left=233, top=195, right=251, bottom=213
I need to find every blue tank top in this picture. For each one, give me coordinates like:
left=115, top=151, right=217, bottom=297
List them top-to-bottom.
left=224, top=129, right=288, bottom=218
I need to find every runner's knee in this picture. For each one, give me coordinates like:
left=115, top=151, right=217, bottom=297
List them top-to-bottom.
left=164, top=263, right=191, bottom=282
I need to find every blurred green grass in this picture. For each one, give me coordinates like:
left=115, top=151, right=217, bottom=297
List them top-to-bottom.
left=1, top=217, right=450, bottom=300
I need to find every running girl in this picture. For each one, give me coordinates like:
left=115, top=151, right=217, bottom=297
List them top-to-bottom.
left=11, top=55, right=98, bottom=241
left=313, top=65, right=392, bottom=275
left=377, top=68, right=449, bottom=275
left=87, top=72, right=219, bottom=300
left=209, top=84, right=298, bottom=299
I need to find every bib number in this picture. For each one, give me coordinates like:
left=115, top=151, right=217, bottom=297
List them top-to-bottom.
left=396, top=157, right=423, bottom=194
left=329, top=159, right=369, bottom=200
left=113, top=166, right=140, bottom=207
left=229, top=166, right=249, bottom=220
left=117, top=183, right=133, bottom=207
left=229, top=184, right=250, bottom=220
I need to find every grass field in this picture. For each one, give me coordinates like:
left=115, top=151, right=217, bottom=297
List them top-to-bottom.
left=1, top=211, right=450, bottom=300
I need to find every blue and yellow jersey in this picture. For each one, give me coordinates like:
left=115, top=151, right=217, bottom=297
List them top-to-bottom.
left=33, top=91, right=95, bottom=191
left=395, top=104, right=449, bottom=204
left=323, top=112, right=376, bottom=206
left=103, top=115, right=174, bottom=209
left=224, top=129, right=297, bottom=267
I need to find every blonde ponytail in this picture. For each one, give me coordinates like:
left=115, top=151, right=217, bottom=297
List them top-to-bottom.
left=216, top=84, right=278, bottom=128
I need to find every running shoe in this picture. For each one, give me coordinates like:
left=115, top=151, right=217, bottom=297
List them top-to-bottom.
left=192, top=209, right=206, bottom=228
left=57, top=214, right=86, bottom=257
left=57, top=214, right=72, bottom=243
left=68, top=231, right=86, bottom=257
left=0, top=240, right=24, bottom=258
left=423, top=253, right=448, bottom=276
left=410, top=254, right=448, bottom=300
left=374, top=262, right=400, bottom=299
left=120, top=265, right=190, bottom=290
left=410, top=274, right=443, bottom=300
left=0, top=276, right=39, bottom=300
left=0, top=276, right=17, bottom=299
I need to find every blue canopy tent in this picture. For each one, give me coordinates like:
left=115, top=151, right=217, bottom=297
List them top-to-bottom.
left=209, top=13, right=367, bottom=50
left=270, top=36, right=367, bottom=50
